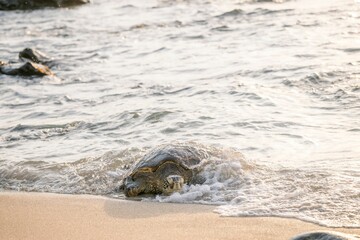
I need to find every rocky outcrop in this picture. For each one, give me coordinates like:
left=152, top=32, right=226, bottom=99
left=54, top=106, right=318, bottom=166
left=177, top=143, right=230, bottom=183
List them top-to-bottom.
left=0, top=0, right=89, bottom=10
left=0, top=48, right=54, bottom=76
left=0, top=62, right=53, bottom=76
left=291, top=231, right=360, bottom=240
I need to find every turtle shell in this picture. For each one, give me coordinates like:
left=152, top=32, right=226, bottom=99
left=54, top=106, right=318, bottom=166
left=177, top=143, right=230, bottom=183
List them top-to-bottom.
left=129, top=145, right=205, bottom=176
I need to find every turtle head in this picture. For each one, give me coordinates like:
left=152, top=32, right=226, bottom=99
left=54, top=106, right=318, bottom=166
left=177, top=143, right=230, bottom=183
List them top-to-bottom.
left=154, top=161, right=189, bottom=195
left=162, top=175, right=185, bottom=195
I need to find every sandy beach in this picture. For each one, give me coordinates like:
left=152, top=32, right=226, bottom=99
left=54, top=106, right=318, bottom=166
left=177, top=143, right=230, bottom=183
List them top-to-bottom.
left=0, top=192, right=358, bottom=240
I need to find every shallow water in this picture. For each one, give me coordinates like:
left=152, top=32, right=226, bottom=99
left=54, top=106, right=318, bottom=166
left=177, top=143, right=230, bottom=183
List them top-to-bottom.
left=1, top=0, right=360, bottom=227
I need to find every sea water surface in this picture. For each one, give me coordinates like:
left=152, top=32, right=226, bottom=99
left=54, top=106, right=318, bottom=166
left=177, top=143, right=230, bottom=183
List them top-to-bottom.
left=1, top=0, right=360, bottom=228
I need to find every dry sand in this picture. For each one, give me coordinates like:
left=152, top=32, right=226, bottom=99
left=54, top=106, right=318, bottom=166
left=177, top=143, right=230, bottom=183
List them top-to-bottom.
left=0, top=192, right=359, bottom=240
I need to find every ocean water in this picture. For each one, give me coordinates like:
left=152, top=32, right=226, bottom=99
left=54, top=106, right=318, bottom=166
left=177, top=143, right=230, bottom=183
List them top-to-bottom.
left=1, top=0, right=360, bottom=228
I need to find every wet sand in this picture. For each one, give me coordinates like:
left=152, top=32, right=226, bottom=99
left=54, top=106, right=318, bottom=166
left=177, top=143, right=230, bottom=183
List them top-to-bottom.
left=0, top=192, right=359, bottom=240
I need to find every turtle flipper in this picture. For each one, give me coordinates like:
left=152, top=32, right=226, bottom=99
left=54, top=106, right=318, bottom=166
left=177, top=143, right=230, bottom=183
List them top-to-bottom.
left=121, top=177, right=143, bottom=197
left=124, top=184, right=142, bottom=197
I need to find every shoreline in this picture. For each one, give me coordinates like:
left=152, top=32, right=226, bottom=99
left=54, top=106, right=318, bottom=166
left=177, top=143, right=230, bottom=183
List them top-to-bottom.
left=1, top=191, right=359, bottom=240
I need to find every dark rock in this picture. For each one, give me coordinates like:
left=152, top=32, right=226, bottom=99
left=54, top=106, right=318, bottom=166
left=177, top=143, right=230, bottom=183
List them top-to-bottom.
left=0, top=0, right=90, bottom=10
left=0, top=48, right=54, bottom=76
left=19, top=48, right=55, bottom=67
left=0, top=62, right=53, bottom=76
left=291, top=231, right=358, bottom=240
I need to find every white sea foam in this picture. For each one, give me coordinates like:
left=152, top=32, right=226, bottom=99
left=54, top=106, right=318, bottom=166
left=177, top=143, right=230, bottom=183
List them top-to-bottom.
left=1, top=142, right=360, bottom=227
left=137, top=144, right=360, bottom=228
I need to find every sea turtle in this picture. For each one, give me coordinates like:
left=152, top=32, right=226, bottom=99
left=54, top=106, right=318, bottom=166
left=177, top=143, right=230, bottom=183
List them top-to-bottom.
left=120, top=145, right=207, bottom=197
